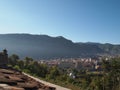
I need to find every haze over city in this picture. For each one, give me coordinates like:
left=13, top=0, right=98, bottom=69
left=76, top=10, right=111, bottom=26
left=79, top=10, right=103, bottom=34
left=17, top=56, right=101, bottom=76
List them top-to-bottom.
left=0, top=0, right=120, bottom=44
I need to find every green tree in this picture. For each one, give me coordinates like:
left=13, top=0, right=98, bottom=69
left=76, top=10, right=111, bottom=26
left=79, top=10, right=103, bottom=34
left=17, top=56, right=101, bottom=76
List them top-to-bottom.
left=9, top=54, right=19, bottom=66
left=102, top=58, right=120, bottom=90
left=17, top=60, right=24, bottom=69
left=48, top=66, right=60, bottom=79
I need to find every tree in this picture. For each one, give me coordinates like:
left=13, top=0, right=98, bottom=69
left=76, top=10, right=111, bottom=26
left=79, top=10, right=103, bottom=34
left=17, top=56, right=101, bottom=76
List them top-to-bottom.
left=9, top=54, right=19, bottom=66
left=102, top=58, right=120, bottom=90
left=17, top=60, right=24, bottom=69
left=48, top=66, right=60, bottom=79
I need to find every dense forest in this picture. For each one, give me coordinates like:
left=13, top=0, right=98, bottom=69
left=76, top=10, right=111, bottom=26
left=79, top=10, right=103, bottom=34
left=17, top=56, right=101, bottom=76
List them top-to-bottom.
left=8, top=54, right=120, bottom=90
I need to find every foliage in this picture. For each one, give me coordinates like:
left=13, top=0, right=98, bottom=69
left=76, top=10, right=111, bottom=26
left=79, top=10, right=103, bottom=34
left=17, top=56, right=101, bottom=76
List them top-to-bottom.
left=8, top=54, right=120, bottom=90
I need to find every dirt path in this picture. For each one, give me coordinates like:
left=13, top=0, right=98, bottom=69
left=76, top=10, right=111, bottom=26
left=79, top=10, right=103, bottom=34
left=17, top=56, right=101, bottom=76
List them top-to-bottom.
left=23, top=73, right=71, bottom=90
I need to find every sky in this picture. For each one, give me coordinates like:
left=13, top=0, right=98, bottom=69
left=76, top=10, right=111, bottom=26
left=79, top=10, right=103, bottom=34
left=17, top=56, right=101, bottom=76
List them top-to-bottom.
left=0, top=0, right=120, bottom=44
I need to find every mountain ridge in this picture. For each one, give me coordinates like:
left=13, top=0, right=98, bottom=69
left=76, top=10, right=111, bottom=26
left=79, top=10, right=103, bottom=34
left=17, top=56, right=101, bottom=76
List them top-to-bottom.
left=0, top=34, right=120, bottom=59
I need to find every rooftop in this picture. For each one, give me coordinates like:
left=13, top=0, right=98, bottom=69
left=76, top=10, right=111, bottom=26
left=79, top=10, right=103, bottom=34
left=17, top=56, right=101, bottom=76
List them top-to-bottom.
left=0, top=68, right=56, bottom=90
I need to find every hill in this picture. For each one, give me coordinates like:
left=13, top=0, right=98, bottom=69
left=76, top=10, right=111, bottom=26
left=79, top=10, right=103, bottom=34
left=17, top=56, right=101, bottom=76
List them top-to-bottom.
left=0, top=34, right=119, bottom=59
left=77, top=42, right=120, bottom=55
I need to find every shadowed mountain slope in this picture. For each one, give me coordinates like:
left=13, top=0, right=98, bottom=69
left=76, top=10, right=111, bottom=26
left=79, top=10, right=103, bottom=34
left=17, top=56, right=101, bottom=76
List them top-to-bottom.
left=0, top=34, right=119, bottom=59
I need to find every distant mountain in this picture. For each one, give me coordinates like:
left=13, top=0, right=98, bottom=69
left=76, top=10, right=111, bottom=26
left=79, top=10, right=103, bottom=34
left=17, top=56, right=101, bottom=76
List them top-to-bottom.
left=0, top=34, right=119, bottom=59
left=77, top=42, right=120, bottom=55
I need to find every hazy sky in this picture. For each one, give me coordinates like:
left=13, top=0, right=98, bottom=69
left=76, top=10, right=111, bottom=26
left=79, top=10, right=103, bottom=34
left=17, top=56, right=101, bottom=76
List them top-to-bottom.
left=0, top=0, right=120, bottom=44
